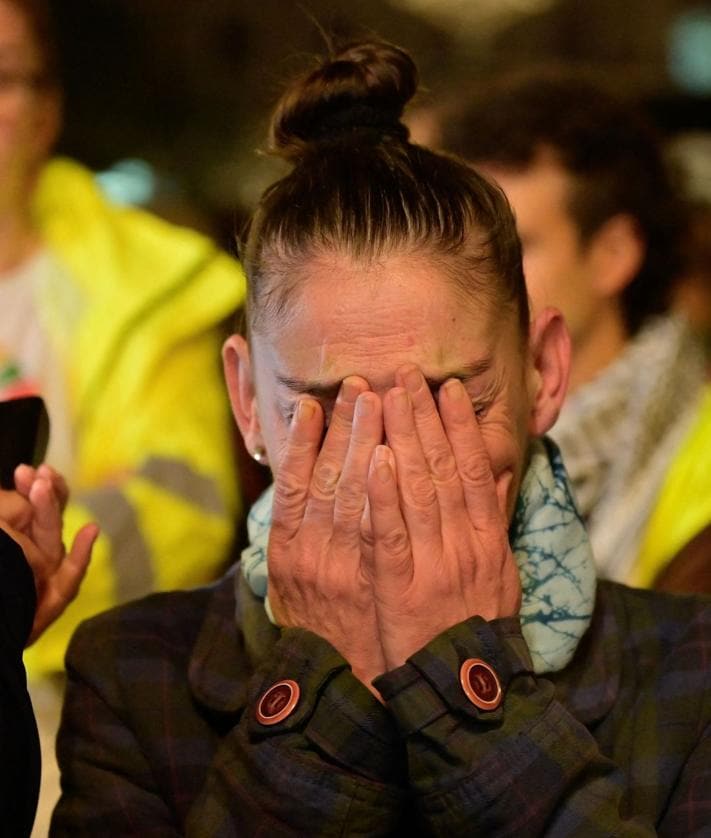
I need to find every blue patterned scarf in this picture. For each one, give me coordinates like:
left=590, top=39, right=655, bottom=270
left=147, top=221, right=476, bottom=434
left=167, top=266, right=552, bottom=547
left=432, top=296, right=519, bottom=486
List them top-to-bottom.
left=241, top=437, right=596, bottom=674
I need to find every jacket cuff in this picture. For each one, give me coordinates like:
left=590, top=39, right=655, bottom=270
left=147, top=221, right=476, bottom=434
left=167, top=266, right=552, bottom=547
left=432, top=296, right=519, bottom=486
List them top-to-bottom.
left=373, top=616, right=534, bottom=735
left=247, top=627, right=398, bottom=783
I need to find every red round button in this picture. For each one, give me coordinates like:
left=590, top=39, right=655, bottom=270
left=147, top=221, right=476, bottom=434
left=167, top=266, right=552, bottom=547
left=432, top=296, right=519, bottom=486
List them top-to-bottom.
left=459, top=658, right=502, bottom=711
left=255, top=679, right=301, bottom=725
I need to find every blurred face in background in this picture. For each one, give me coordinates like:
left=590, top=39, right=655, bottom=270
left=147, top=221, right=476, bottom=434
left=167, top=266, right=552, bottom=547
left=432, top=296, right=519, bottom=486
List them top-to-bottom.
left=0, top=0, right=59, bottom=215
left=483, top=147, right=644, bottom=391
left=481, top=150, right=600, bottom=351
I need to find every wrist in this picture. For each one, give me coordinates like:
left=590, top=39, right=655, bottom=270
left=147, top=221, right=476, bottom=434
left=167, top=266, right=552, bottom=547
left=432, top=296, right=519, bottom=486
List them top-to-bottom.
left=375, top=614, right=534, bottom=732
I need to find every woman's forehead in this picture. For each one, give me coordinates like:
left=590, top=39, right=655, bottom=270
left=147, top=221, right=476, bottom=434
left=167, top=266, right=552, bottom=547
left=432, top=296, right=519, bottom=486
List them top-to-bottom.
left=278, top=252, right=494, bottom=336
left=253, top=256, right=517, bottom=389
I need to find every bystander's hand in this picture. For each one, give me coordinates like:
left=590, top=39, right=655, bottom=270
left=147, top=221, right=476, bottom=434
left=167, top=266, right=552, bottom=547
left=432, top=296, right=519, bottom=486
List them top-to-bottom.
left=0, top=464, right=99, bottom=645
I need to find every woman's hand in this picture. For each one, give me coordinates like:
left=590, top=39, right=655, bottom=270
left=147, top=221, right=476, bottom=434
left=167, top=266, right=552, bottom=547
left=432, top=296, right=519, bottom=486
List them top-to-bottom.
left=367, top=366, right=521, bottom=670
left=267, top=377, right=387, bottom=688
left=0, top=465, right=99, bottom=645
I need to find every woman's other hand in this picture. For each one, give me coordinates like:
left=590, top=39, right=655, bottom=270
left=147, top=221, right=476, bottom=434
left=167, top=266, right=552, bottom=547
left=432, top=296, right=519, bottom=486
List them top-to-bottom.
left=368, top=366, right=521, bottom=670
left=267, top=377, right=387, bottom=689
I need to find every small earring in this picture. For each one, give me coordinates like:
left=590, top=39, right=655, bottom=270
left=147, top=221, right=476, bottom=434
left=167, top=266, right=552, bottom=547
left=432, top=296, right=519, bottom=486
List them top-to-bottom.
left=252, top=446, right=267, bottom=464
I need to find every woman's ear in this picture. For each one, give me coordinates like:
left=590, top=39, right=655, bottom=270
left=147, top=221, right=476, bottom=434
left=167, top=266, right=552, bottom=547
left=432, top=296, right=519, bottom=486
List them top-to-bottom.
left=527, top=307, right=571, bottom=437
left=222, top=334, right=267, bottom=461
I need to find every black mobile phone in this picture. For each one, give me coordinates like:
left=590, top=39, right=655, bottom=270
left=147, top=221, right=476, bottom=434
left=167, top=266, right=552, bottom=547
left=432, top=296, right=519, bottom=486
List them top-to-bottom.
left=0, top=396, right=50, bottom=489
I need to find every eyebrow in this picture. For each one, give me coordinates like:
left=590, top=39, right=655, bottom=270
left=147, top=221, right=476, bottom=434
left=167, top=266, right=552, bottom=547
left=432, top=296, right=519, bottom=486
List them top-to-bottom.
left=275, top=358, right=494, bottom=398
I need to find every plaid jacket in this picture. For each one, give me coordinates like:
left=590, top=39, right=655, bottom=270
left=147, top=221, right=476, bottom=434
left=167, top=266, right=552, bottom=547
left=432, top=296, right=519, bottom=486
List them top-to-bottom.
left=51, top=568, right=711, bottom=836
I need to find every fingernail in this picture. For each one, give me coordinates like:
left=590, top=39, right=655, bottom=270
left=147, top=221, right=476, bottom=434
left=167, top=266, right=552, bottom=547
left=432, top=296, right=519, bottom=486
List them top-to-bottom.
left=402, top=366, right=422, bottom=394
left=340, top=378, right=360, bottom=405
left=444, top=379, right=464, bottom=400
left=392, top=388, right=409, bottom=414
left=356, top=393, right=374, bottom=417
left=296, top=399, right=315, bottom=421
left=374, top=445, right=390, bottom=464
left=374, top=447, right=392, bottom=483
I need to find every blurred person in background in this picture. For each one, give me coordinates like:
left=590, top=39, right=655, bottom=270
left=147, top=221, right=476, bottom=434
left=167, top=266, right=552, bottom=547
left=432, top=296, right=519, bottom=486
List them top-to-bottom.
left=0, top=0, right=247, bottom=681
left=1, top=2, right=246, bottom=827
left=442, top=72, right=711, bottom=594
left=667, top=134, right=711, bottom=358
left=674, top=201, right=711, bottom=354
left=1, top=463, right=98, bottom=837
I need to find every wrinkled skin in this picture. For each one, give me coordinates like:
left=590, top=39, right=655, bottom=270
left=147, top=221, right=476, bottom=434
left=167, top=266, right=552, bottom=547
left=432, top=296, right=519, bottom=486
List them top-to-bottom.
left=224, top=252, right=569, bottom=691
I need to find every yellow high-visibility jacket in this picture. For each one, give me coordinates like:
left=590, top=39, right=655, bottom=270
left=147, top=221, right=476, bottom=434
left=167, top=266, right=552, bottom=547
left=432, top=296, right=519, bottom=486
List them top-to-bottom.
left=23, top=158, right=246, bottom=676
left=634, top=385, right=711, bottom=588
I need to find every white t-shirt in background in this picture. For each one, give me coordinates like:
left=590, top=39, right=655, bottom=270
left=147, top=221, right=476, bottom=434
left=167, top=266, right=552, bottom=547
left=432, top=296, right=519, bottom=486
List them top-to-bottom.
left=0, top=249, right=75, bottom=477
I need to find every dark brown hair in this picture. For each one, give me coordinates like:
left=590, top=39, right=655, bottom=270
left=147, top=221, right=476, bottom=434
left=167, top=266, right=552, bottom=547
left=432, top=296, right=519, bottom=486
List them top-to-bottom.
left=242, top=40, right=529, bottom=337
left=441, top=70, right=684, bottom=336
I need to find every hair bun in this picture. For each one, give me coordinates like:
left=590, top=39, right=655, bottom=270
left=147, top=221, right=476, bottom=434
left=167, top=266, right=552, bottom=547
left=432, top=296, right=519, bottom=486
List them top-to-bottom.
left=269, top=40, right=418, bottom=161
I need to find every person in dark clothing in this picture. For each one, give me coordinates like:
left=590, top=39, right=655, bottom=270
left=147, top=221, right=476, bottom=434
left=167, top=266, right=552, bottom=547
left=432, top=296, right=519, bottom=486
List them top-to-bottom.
left=0, top=473, right=97, bottom=836
left=0, top=527, right=40, bottom=838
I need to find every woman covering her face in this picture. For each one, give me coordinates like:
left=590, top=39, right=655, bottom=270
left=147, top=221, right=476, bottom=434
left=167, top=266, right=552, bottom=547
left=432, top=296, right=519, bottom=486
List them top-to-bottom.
left=222, top=40, right=572, bottom=689
left=52, top=41, right=711, bottom=836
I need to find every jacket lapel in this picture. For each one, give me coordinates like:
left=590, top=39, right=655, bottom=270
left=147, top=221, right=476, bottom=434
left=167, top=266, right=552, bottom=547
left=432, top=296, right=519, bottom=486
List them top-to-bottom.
left=188, top=566, right=280, bottom=715
left=549, top=581, right=622, bottom=726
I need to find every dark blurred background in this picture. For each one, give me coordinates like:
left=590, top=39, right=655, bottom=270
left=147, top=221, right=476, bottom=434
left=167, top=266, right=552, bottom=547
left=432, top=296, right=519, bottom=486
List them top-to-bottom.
left=49, top=0, right=711, bottom=248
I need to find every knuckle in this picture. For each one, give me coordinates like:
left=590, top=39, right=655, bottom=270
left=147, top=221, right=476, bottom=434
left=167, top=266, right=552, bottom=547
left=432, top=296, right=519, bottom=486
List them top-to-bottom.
left=413, top=396, right=438, bottom=422
left=328, top=408, right=353, bottom=436
left=395, top=425, right=419, bottom=444
left=348, top=428, right=378, bottom=452
left=287, top=435, right=317, bottom=457
left=428, top=444, right=458, bottom=483
left=459, top=452, right=493, bottom=488
left=310, top=459, right=341, bottom=498
left=404, top=472, right=437, bottom=509
left=273, top=473, right=308, bottom=514
left=335, top=479, right=366, bottom=516
left=360, top=526, right=375, bottom=552
left=380, top=526, right=410, bottom=558
left=318, top=562, right=359, bottom=599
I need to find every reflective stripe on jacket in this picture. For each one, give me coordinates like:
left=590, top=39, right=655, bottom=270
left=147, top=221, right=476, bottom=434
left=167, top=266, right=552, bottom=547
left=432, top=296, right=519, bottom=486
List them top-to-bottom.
left=634, top=385, right=711, bottom=588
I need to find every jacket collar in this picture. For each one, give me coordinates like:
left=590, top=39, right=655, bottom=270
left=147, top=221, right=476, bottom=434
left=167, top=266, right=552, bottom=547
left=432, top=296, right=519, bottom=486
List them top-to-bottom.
left=188, top=566, right=279, bottom=715
left=549, top=581, right=622, bottom=726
